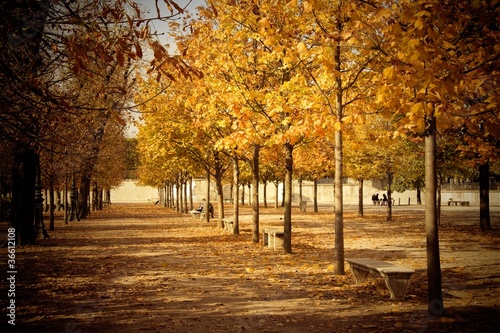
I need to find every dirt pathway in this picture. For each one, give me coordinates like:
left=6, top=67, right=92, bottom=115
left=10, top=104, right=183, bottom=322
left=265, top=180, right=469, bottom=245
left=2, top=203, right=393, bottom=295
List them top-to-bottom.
left=1, top=204, right=499, bottom=333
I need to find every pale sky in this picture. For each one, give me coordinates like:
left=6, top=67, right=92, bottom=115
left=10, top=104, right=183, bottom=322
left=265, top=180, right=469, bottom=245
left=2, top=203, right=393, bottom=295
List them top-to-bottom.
left=135, top=0, right=207, bottom=51
left=125, top=1, right=207, bottom=137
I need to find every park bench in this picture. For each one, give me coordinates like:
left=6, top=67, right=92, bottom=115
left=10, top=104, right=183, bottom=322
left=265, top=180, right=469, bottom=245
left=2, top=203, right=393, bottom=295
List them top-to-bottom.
left=372, top=199, right=395, bottom=206
left=447, top=199, right=469, bottom=206
left=190, top=210, right=206, bottom=220
left=222, top=218, right=234, bottom=232
left=262, top=228, right=284, bottom=250
left=346, top=258, right=415, bottom=300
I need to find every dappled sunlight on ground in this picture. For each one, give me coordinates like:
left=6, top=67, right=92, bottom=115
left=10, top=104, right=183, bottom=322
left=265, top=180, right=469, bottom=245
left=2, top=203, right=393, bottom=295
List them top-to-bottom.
left=1, top=203, right=498, bottom=332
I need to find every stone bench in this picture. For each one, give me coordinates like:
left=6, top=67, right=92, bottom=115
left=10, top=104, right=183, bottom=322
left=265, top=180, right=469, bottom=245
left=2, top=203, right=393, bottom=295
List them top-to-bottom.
left=373, top=199, right=395, bottom=206
left=447, top=200, right=469, bottom=206
left=189, top=210, right=206, bottom=220
left=222, top=219, right=234, bottom=232
left=262, top=228, right=284, bottom=250
left=346, top=258, right=415, bottom=300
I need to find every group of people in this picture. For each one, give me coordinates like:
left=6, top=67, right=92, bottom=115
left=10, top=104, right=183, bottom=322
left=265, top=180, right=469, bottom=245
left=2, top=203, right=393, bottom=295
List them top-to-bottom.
left=372, top=193, right=389, bottom=206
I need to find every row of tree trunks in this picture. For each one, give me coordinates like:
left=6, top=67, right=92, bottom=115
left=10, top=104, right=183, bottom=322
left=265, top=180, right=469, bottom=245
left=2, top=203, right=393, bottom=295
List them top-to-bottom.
left=158, top=177, right=195, bottom=212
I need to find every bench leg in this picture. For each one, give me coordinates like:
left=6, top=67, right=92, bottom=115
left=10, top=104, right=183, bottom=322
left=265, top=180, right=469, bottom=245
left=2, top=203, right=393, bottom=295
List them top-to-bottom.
left=263, top=232, right=269, bottom=246
left=269, top=234, right=276, bottom=249
left=274, top=234, right=284, bottom=250
left=349, top=266, right=370, bottom=284
left=383, top=274, right=412, bottom=300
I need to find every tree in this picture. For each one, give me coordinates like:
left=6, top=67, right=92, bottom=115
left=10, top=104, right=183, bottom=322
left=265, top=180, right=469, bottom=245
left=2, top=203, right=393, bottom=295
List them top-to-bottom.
left=0, top=0, right=190, bottom=243
left=295, top=0, right=389, bottom=273
left=375, top=0, right=499, bottom=316
left=175, top=1, right=324, bottom=250
left=344, top=115, right=387, bottom=217
left=92, top=122, right=130, bottom=208
left=125, top=138, right=139, bottom=180
left=294, top=138, right=335, bottom=213
left=393, top=138, right=425, bottom=205
left=260, top=147, right=287, bottom=209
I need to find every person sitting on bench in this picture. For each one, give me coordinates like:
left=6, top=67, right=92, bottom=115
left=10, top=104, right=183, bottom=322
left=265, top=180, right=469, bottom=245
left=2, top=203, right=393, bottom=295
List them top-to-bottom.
left=381, top=193, right=388, bottom=205
left=195, top=198, right=214, bottom=218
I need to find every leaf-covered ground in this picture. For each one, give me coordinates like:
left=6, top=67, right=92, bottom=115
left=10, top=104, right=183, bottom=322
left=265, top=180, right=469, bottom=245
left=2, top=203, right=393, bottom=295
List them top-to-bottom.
left=1, top=203, right=499, bottom=333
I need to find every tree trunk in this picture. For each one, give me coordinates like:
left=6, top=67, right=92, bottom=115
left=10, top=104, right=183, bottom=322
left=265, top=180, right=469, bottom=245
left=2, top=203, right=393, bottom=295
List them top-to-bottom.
left=6, top=0, right=46, bottom=244
left=333, top=39, right=345, bottom=275
left=425, top=115, right=444, bottom=316
left=78, top=122, right=107, bottom=219
left=334, top=123, right=344, bottom=274
left=283, top=143, right=293, bottom=253
left=251, top=144, right=260, bottom=243
left=214, top=151, right=225, bottom=226
left=233, top=156, right=240, bottom=234
left=34, top=160, right=45, bottom=241
left=479, top=163, right=491, bottom=231
left=204, top=168, right=210, bottom=223
left=0, top=170, right=2, bottom=221
left=386, top=172, right=393, bottom=222
left=77, top=173, right=91, bottom=220
left=49, top=174, right=55, bottom=231
left=437, top=174, right=442, bottom=226
left=299, top=175, right=303, bottom=211
left=70, top=176, right=78, bottom=220
left=216, top=176, right=224, bottom=228
left=180, top=177, right=185, bottom=213
left=184, top=177, right=188, bottom=214
left=189, top=177, right=193, bottom=211
left=313, top=178, right=318, bottom=213
left=358, top=178, right=364, bottom=217
left=281, top=179, right=285, bottom=207
left=64, top=180, right=68, bottom=224
left=178, top=180, right=183, bottom=212
left=92, top=181, right=98, bottom=211
left=263, top=182, right=268, bottom=208
left=274, top=182, right=279, bottom=209
left=165, top=183, right=169, bottom=208
left=169, top=183, right=174, bottom=208
left=241, top=184, right=245, bottom=206
left=248, top=184, right=252, bottom=206
left=417, top=187, right=422, bottom=205
left=98, top=188, right=103, bottom=210
left=44, top=190, right=49, bottom=212
left=56, top=190, right=62, bottom=211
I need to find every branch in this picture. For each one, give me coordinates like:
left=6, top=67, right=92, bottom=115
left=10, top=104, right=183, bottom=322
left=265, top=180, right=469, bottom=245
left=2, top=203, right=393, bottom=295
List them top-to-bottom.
left=463, top=53, right=500, bottom=75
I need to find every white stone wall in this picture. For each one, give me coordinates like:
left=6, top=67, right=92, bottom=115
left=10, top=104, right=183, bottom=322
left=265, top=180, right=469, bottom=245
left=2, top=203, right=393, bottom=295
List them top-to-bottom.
left=110, top=178, right=499, bottom=206
left=110, top=180, right=159, bottom=203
